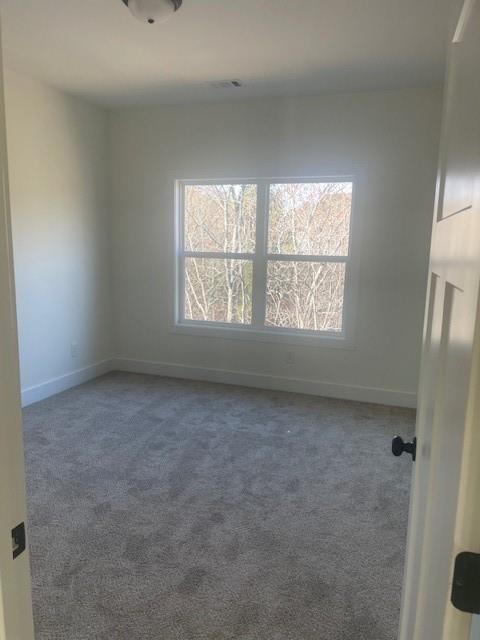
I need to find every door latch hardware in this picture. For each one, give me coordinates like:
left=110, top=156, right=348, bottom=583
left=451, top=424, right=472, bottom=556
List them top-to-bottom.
left=391, top=436, right=417, bottom=461
left=11, top=522, right=26, bottom=559
left=451, top=552, right=480, bottom=614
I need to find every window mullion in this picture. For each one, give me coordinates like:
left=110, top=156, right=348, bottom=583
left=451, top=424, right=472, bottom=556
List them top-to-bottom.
left=252, top=180, right=268, bottom=329
left=184, top=251, right=253, bottom=260
left=265, top=254, right=350, bottom=263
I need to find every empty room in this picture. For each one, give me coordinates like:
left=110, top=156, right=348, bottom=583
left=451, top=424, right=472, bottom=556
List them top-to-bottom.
left=1, top=1, right=480, bottom=639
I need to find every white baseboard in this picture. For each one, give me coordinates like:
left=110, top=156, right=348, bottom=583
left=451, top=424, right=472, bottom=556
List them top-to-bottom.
left=20, top=357, right=417, bottom=409
left=112, top=357, right=417, bottom=408
left=21, top=359, right=114, bottom=407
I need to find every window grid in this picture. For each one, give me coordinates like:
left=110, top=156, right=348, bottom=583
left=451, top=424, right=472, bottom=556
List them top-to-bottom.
left=176, top=177, right=353, bottom=338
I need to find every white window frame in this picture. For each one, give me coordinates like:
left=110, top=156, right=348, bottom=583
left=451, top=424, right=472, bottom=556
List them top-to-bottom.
left=173, top=176, right=357, bottom=348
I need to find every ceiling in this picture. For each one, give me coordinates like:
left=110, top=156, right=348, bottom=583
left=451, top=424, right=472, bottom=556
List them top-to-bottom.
left=1, top=0, right=460, bottom=108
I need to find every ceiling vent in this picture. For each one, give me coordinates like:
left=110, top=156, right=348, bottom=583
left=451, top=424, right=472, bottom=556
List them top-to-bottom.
left=209, top=80, right=244, bottom=89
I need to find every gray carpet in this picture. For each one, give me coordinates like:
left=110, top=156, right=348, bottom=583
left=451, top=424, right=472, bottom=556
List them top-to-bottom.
left=23, top=372, right=415, bottom=640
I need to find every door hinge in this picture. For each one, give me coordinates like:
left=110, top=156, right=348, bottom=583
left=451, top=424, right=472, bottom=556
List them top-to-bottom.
left=11, top=522, right=26, bottom=559
left=451, top=552, right=480, bottom=614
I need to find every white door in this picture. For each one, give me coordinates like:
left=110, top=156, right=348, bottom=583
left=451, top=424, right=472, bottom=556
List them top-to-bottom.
left=399, top=1, right=480, bottom=639
left=0, top=16, right=35, bottom=640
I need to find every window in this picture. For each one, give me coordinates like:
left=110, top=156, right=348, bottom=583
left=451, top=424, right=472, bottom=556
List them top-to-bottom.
left=175, top=178, right=354, bottom=345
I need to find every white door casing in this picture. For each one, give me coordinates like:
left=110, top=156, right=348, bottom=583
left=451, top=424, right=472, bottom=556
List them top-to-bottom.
left=399, top=1, right=480, bottom=639
left=0, top=14, right=35, bottom=640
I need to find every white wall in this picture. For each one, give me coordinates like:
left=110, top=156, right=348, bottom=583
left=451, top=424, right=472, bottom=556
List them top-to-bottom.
left=5, top=71, right=112, bottom=404
left=110, top=87, right=442, bottom=407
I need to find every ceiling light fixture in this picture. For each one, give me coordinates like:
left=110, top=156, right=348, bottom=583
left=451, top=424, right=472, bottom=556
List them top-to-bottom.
left=121, top=0, right=183, bottom=25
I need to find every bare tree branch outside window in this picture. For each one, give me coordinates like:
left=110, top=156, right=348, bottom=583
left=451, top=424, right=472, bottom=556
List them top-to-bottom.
left=179, top=180, right=352, bottom=334
left=266, top=182, right=351, bottom=332
left=184, top=184, right=256, bottom=324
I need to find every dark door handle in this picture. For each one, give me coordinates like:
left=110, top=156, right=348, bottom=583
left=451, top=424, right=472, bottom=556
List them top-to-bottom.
left=392, top=436, right=417, bottom=461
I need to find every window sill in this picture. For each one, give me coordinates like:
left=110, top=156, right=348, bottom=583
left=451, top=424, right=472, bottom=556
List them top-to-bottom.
left=171, top=322, right=354, bottom=349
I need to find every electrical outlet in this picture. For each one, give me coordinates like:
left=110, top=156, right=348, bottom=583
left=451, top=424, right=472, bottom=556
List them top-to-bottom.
left=70, top=342, right=79, bottom=358
left=286, top=351, right=295, bottom=365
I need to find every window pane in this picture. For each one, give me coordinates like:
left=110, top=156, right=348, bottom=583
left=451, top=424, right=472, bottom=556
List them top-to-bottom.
left=268, top=182, right=352, bottom=256
left=184, top=184, right=257, bottom=253
left=184, top=258, right=252, bottom=324
left=265, top=261, right=345, bottom=332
